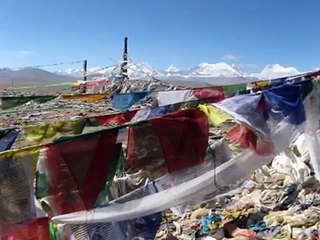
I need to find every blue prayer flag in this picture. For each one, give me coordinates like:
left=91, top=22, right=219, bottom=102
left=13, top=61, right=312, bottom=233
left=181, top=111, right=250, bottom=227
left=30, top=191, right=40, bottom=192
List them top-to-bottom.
left=263, top=84, right=306, bottom=125
left=112, top=92, right=150, bottom=111
left=147, top=105, right=171, bottom=119
left=0, top=129, right=19, bottom=152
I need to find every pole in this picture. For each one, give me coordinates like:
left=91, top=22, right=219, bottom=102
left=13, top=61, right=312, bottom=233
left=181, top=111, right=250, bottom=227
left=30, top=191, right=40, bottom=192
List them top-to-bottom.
left=121, top=37, right=128, bottom=80
left=82, top=59, right=87, bottom=93
left=83, top=59, right=87, bottom=82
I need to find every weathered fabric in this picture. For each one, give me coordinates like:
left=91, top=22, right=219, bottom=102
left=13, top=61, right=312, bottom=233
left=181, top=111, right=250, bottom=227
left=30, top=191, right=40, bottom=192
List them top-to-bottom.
left=223, top=83, right=247, bottom=97
left=263, top=84, right=306, bottom=126
left=157, top=87, right=225, bottom=107
left=112, top=92, right=150, bottom=110
left=60, top=93, right=107, bottom=102
left=214, top=94, right=270, bottom=140
left=1, top=96, right=57, bottom=109
left=199, top=104, right=233, bottom=126
left=150, top=109, right=209, bottom=173
left=88, top=110, right=138, bottom=128
left=22, top=119, right=86, bottom=143
left=127, top=121, right=166, bottom=173
left=226, top=124, right=273, bottom=156
left=0, top=129, right=19, bottom=152
left=36, top=129, right=121, bottom=215
left=0, top=147, right=39, bottom=226
left=1, top=217, right=50, bottom=240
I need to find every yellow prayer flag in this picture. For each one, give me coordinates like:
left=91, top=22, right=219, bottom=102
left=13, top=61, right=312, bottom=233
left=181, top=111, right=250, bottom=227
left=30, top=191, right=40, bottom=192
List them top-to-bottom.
left=60, top=93, right=107, bottom=102
left=199, top=104, right=233, bottom=126
left=22, top=119, right=86, bottom=143
left=0, top=145, right=41, bottom=174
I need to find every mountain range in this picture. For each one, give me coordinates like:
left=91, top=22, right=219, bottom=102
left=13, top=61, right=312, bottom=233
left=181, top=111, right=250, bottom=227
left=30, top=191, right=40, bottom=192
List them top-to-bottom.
left=0, top=62, right=306, bottom=87
left=57, top=62, right=302, bottom=80
left=0, top=67, right=77, bottom=86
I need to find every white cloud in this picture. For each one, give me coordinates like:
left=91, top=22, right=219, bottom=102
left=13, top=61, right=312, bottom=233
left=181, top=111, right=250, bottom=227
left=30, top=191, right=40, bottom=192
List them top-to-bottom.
left=222, top=54, right=238, bottom=61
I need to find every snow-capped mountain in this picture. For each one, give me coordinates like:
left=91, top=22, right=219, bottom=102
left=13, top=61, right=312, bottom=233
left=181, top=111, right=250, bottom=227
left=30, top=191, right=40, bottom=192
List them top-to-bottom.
left=0, top=62, right=306, bottom=88
left=56, top=62, right=159, bottom=80
left=57, top=62, right=304, bottom=81
left=127, top=62, right=161, bottom=79
left=189, top=62, right=245, bottom=77
left=165, top=64, right=180, bottom=74
left=253, top=64, right=300, bottom=79
left=56, top=66, right=115, bottom=78
left=55, top=68, right=83, bottom=77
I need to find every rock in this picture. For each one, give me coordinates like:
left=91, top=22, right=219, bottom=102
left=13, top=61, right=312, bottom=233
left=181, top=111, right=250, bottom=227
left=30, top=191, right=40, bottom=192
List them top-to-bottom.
left=190, top=208, right=210, bottom=220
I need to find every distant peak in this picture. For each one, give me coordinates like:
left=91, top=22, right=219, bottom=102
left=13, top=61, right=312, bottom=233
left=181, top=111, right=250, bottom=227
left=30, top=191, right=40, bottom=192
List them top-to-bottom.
left=54, top=61, right=306, bottom=81
left=191, top=62, right=244, bottom=77
left=166, top=64, right=180, bottom=73
left=257, top=64, right=300, bottom=79
left=263, top=64, right=282, bottom=69
left=0, top=67, right=12, bottom=72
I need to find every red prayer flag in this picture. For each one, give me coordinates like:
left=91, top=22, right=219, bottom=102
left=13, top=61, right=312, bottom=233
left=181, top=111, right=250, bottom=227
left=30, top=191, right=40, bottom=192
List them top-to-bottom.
left=193, top=86, right=225, bottom=103
left=150, top=109, right=209, bottom=173
left=93, top=111, right=138, bottom=127
left=127, top=121, right=167, bottom=174
left=226, top=124, right=273, bottom=156
left=44, top=129, right=120, bottom=215
left=1, top=217, right=50, bottom=240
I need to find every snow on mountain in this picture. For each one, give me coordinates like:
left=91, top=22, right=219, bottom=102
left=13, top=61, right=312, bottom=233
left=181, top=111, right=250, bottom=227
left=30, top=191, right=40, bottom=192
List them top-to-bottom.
left=0, top=61, right=307, bottom=88
left=56, top=62, right=305, bottom=82
left=56, top=62, right=160, bottom=80
left=57, top=62, right=248, bottom=79
left=127, top=62, right=162, bottom=79
left=190, top=62, right=245, bottom=77
left=165, top=64, right=180, bottom=73
left=231, top=64, right=246, bottom=76
left=254, top=64, right=300, bottom=79
left=56, top=66, right=115, bottom=78
left=88, top=67, right=114, bottom=75
left=56, top=68, right=83, bottom=77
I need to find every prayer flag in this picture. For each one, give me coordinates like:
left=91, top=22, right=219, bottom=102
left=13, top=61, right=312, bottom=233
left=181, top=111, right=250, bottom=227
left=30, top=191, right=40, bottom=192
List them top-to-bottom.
left=157, top=86, right=225, bottom=106
left=112, top=92, right=150, bottom=111
left=60, top=93, right=107, bottom=102
left=1, top=96, right=56, bottom=109
left=127, top=109, right=209, bottom=173
left=152, top=109, right=209, bottom=173
left=22, top=119, right=86, bottom=143
left=0, top=129, right=19, bottom=152
left=36, top=129, right=122, bottom=215
left=0, top=147, right=39, bottom=226
left=1, top=217, right=50, bottom=240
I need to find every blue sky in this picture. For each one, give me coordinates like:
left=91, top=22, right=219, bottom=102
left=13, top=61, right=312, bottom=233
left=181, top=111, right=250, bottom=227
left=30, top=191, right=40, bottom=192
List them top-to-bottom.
left=0, top=0, right=319, bottom=72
